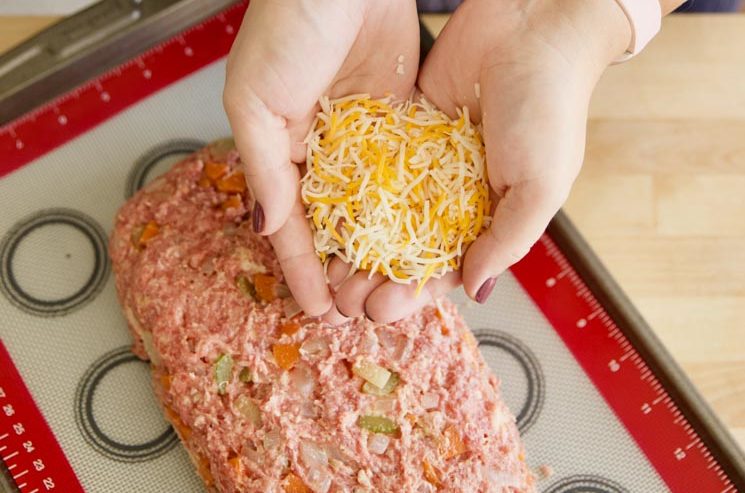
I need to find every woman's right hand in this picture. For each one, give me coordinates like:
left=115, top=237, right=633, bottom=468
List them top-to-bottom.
left=223, top=0, right=420, bottom=317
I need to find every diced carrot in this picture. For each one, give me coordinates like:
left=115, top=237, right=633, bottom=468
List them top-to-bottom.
left=204, top=162, right=229, bottom=181
left=216, top=172, right=247, bottom=193
left=197, top=176, right=212, bottom=188
left=221, top=194, right=243, bottom=211
left=136, top=220, right=160, bottom=247
left=254, top=273, right=278, bottom=302
left=279, top=321, right=301, bottom=337
left=273, top=343, right=300, bottom=370
left=160, top=374, right=172, bottom=391
left=165, top=406, right=192, bottom=441
left=438, top=424, right=466, bottom=460
left=228, top=454, right=242, bottom=475
left=198, top=455, right=214, bottom=487
left=423, top=459, right=441, bottom=486
left=283, top=472, right=310, bottom=493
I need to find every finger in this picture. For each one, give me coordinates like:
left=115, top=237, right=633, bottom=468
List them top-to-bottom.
left=223, top=1, right=367, bottom=235
left=225, top=89, right=297, bottom=236
left=462, top=179, right=567, bottom=302
left=269, top=198, right=332, bottom=317
left=326, top=256, right=353, bottom=293
left=334, top=270, right=387, bottom=319
left=365, top=271, right=461, bottom=324
left=321, top=303, right=349, bottom=326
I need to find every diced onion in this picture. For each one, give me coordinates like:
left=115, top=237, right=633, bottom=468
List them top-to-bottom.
left=359, top=329, right=379, bottom=355
left=139, top=330, right=162, bottom=366
left=301, top=336, right=330, bottom=356
left=353, top=360, right=391, bottom=389
left=290, top=366, right=316, bottom=397
left=362, top=372, right=399, bottom=396
left=421, top=392, right=440, bottom=410
left=234, top=395, right=261, bottom=425
left=369, top=397, right=396, bottom=414
left=263, top=429, right=281, bottom=451
left=368, top=434, right=389, bottom=455
left=300, top=441, right=328, bottom=470
left=307, top=468, right=332, bottom=493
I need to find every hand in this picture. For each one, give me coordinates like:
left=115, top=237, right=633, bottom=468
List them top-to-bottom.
left=223, top=0, right=420, bottom=317
left=328, top=0, right=631, bottom=323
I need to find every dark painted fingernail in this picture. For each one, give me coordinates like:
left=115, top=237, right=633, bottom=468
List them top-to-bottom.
left=252, top=202, right=264, bottom=233
left=475, top=277, right=497, bottom=304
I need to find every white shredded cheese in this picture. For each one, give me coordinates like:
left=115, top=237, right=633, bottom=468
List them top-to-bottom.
left=301, top=94, right=491, bottom=295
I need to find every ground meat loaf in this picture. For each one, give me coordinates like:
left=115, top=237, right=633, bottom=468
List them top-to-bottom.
left=109, top=139, right=534, bottom=493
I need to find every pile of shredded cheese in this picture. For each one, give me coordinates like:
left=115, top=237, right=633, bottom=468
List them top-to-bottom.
left=301, top=94, right=491, bottom=295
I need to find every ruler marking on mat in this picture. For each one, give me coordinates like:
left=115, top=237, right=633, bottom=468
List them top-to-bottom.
left=0, top=2, right=249, bottom=178
left=511, top=234, right=739, bottom=492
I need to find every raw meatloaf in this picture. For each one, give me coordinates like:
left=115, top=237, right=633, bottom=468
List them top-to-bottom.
left=109, top=139, right=534, bottom=493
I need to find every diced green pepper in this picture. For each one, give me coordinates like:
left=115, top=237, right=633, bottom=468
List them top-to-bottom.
left=208, top=137, right=236, bottom=162
left=235, top=275, right=257, bottom=300
left=214, top=353, right=234, bottom=395
left=239, top=367, right=252, bottom=383
left=362, top=372, right=399, bottom=396
left=358, top=415, right=399, bottom=435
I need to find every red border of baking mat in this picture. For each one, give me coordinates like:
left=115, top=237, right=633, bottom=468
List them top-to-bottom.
left=0, top=1, right=738, bottom=492
left=0, top=2, right=248, bottom=178
left=511, top=236, right=736, bottom=493
left=1, top=340, right=84, bottom=493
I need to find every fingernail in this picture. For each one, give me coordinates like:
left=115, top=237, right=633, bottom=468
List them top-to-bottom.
left=252, top=202, right=264, bottom=233
left=475, top=277, right=497, bottom=304
left=336, top=304, right=350, bottom=319
left=363, top=306, right=375, bottom=323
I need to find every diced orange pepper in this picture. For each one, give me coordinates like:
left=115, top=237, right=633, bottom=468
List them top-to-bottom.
left=204, top=162, right=229, bottom=181
left=216, top=172, right=247, bottom=193
left=197, top=176, right=212, bottom=188
left=221, top=194, right=243, bottom=211
left=137, top=220, right=160, bottom=247
left=254, top=274, right=278, bottom=302
left=279, top=321, right=301, bottom=337
left=273, top=343, right=300, bottom=370
left=160, top=374, right=172, bottom=391
left=165, top=406, right=192, bottom=441
left=404, top=413, right=418, bottom=427
left=438, top=425, right=466, bottom=460
left=228, top=454, right=242, bottom=475
left=198, top=455, right=214, bottom=487
left=423, top=459, right=441, bottom=486
left=283, top=472, right=310, bottom=493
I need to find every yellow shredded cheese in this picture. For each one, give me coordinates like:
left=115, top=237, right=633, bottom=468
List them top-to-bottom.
left=301, top=94, right=491, bottom=295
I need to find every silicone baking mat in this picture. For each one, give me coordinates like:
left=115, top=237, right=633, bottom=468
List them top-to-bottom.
left=0, top=2, right=743, bottom=492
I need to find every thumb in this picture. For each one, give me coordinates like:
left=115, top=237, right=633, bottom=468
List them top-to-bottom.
left=462, top=179, right=568, bottom=302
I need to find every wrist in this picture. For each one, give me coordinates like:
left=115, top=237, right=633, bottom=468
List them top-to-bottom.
left=526, top=0, right=633, bottom=76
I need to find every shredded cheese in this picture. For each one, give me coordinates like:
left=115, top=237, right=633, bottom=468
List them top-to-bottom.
left=301, top=94, right=491, bottom=295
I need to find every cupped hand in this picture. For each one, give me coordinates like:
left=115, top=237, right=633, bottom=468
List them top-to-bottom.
left=223, top=0, right=420, bottom=317
left=329, top=0, right=631, bottom=323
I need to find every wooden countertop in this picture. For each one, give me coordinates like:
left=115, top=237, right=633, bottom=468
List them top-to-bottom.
left=2, top=14, right=743, bottom=451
